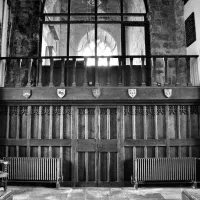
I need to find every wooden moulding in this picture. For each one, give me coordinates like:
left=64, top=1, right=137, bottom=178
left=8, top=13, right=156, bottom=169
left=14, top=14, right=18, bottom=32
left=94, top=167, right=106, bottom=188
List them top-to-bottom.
left=0, top=87, right=200, bottom=104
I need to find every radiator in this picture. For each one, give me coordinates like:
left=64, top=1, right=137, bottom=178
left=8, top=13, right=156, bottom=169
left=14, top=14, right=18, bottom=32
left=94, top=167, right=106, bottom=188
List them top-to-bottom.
left=3, top=157, right=62, bottom=188
left=133, top=157, right=197, bottom=188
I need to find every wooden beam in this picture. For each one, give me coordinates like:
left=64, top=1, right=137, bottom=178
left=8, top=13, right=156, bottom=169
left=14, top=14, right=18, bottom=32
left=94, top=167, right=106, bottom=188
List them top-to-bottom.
left=0, top=139, right=72, bottom=146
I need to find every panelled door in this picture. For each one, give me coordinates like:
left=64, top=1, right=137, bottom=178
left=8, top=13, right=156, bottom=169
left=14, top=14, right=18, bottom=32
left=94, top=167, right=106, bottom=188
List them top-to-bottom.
left=74, top=106, right=122, bottom=186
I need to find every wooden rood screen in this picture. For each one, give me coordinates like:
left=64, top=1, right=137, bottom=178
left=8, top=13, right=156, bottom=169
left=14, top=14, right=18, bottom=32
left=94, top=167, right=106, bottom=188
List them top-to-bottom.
left=0, top=105, right=200, bottom=186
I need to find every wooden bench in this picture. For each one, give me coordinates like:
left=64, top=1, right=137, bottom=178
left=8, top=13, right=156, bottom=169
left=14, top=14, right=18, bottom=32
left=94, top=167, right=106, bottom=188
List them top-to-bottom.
left=3, top=157, right=63, bottom=189
left=132, top=157, right=198, bottom=189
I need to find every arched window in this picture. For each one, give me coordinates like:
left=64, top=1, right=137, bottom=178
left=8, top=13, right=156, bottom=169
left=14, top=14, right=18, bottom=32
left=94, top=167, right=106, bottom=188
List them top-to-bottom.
left=42, top=0, right=149, bottom=65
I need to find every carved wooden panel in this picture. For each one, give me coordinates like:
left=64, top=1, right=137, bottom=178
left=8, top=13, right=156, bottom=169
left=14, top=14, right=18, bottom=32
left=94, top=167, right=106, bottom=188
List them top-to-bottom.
left=0, top=104, right=200, bottom=186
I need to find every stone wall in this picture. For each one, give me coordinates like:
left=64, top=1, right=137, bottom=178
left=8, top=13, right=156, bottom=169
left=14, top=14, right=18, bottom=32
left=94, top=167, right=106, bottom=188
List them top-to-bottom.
left=6, top=0, right=41, bottom=87
left=9, top=0, right=41, bottom=57
left=148, top=0, right=187, bottom=85
left=148, top=0, right=186, bottom=55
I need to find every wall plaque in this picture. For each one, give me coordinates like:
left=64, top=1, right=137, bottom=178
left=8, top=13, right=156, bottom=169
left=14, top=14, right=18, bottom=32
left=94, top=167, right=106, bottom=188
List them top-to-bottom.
left=185, top=12, right=196, bottom=47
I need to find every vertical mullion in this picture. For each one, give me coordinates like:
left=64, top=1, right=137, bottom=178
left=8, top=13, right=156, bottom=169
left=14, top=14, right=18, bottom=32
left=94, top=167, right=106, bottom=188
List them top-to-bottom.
left=67, top=0, right=71, bottom=57
left=95, top=0, right=99, bottom=87
left=6, top=106, right=10, bottom=140
left=6, top=106, right=10, bottom=157
left=16, top=106, right=20, bottom=140
left=16, top=106, right=20, bottom=157
left=27, top=106, right=32, bottom=157
left=38, top=106, right=42, bottom=158
left=49, top=106, right=53, bottom=157
left=60, top=106, right=64, bottom=140
left=72, top=106, right=78, bottom=186
left=95, top=106, right=100, bottom=185
left=118, top=106, right=123, bottom=182
left=132, top=106, right=136, bottom=140
left=143, top=106, right=147, bottom=158
left=154, top=106, right=158, bottom=158
left=166, top=106, right=170, bottom=158
left=177, top=106, right=181, bottom=157
left=188, top=106, right=192, bottom=157
left=188, top=106, right=192, bottom=139
left=85, top=109, right=89, bottom=182
left=107, top=109, right=110, bottom=182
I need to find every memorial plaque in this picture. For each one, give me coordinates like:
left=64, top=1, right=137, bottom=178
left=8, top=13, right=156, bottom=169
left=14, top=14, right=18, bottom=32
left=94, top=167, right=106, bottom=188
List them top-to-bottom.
left=185, top=12, right=196, bottom=47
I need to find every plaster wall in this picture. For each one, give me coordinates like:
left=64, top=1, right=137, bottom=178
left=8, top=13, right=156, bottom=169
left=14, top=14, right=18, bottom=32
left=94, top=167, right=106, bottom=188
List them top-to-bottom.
left=184, top=0, right=200, bottom=86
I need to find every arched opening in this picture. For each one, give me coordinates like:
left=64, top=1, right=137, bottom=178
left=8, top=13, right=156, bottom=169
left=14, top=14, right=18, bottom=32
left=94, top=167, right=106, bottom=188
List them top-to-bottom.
left=77, top=28, right=118, bottom=66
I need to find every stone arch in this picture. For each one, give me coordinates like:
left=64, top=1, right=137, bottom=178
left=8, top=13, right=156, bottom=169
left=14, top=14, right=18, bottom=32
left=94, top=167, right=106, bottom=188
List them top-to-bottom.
left=77, top=28, right=118, bottom=56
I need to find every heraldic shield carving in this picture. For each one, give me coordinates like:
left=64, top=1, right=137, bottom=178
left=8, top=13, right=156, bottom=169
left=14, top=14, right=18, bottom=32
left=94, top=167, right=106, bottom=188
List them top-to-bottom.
left=92, top=88, right=101, bottom=98
left=23, top=89, right=32, bottom=98
left=57, top=89, right=66, bottom=98
left=128, top=89, right=137, bottom=98
left=164, top=89, right=172, bottom=98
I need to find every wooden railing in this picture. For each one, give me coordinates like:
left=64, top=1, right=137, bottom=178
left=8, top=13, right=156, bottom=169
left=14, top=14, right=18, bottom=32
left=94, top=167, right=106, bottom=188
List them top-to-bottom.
left=0, top=55, right=198, bottom=87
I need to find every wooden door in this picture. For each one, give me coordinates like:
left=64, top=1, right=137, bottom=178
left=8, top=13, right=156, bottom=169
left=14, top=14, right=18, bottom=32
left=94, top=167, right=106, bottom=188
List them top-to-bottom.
left=75, top=107, right=121, bottom=186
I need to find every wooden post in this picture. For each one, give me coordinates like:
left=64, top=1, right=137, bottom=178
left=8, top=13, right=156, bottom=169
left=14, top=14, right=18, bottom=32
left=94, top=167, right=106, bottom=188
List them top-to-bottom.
left=130, top=57, right=134, bottom=86
left=141, top=57, right=146, bottom=86
left=152, top=57, right=157, bottom=86
left=164, top=57, right=169, bottom=86
left=175, top=57, right=180, bottom=86
left=186, top=57, right=192, bottom=86
left=37, top=58, right=43, bottom=87
left=49, top=58, right=54, bottom=87
left=60, top=58, right=65, bottom=87
left=72, top=58, right=76, bottom=87
left=83, top=58, right=88, bottom=87
left=95, top=58, right=99, bottom=86
left=107, top=58, right=111, bottom=86
left=118, top=58, right=122, bottom=86
left=15, top=59, right=21, bottom=87
left=27, top=59, right=32, bottom=87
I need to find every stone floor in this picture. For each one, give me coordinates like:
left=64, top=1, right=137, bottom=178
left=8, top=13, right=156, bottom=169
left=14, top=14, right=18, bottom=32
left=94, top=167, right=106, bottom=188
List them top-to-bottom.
left=1, top=186, right=199, bottom=200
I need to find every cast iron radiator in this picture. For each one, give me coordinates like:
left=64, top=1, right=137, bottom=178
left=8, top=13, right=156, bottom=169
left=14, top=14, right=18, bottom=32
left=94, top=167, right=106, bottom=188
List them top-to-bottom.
left=3, top=157, right=63, bottom=188
left=132, top=157, right=198, bottom=189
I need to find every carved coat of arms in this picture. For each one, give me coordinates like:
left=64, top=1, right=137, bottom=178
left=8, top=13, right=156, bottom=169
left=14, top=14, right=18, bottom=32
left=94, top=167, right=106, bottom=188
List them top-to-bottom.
left=92, top=88, right=101, bottom=98
left=23, top=89, right=32, bottom=98
left=57, top=89, right=66, bottom=98
left=128, top=89, right=137, bottom=98
left=164, top=89, right=172, bottom=98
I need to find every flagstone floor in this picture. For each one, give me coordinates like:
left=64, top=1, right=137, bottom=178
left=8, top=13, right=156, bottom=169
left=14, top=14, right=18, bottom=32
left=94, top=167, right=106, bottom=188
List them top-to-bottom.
left=1, top=186, right=198, bottom=200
